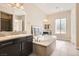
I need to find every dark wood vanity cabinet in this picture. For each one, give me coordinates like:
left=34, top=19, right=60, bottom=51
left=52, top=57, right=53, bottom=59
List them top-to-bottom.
left=0, top=35, right=33, bottom=56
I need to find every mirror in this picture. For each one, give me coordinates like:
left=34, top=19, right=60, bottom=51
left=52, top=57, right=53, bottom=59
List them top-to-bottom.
left=14, top=15, right=25, bottom=32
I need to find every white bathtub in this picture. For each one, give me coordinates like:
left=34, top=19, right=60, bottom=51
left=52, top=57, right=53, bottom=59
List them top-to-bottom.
left=33, top=35, right=56, bottom=56
left=33, top=35, right=56, bottom=42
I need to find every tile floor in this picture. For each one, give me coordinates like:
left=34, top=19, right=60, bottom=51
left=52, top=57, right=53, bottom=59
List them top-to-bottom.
left=30, top=40, right=79, bottom=56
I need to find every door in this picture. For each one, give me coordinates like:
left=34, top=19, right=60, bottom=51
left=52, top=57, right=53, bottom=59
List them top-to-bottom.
left=21, top=36, right=33, bottom=56
left=0, top=40, right=20, bottom=56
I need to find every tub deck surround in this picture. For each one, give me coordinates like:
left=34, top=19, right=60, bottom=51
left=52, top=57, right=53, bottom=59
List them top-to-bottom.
left=33, top=35, right=56, bottom=56
left=33, top=35, right=56, bottom=47
left=33, top=38, right=56, bottom=47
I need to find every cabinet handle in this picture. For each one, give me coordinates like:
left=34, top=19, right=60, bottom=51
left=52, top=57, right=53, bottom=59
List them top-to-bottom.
left=20, top=42, right=22, bottom=51
left=22, top=43, right=24, bottom=50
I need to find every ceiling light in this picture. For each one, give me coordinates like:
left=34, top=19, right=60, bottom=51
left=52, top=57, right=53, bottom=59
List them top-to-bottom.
left=8, top=3, right=24, bottom=10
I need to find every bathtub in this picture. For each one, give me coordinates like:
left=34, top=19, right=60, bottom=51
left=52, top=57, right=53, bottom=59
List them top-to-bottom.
left=33, top=35, right=56, bottom=56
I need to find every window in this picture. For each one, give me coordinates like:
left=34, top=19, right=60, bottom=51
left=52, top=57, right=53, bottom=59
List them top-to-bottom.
left=55, top=18, right=66, bottom=34
left=44, top=24, right=50, bottom=29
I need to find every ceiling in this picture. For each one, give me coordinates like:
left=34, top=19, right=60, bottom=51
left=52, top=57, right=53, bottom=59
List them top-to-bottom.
left=0, top=3, right=75, bottom=15
left=34, top=3, right=75, bottom=15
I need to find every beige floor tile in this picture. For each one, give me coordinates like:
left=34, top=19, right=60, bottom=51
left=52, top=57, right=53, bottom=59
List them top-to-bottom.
left=30, top=40, right=79, bottom=56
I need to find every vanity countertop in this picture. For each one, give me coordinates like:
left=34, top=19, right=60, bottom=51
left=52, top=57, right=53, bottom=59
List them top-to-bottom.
left=0, top=34, right=32, bottom=42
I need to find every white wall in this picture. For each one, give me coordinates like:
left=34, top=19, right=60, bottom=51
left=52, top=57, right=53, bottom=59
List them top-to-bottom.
left=23, top=4, right=46, bottom=34
left=71, top=4, right=77, bottom=46
left=47, top=10, right=71, bottom=41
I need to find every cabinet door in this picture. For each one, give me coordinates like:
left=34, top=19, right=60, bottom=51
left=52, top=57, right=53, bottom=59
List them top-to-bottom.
left=21, top=36, right=33, bottom=56
left=0, top=40, right=20, bottom=56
